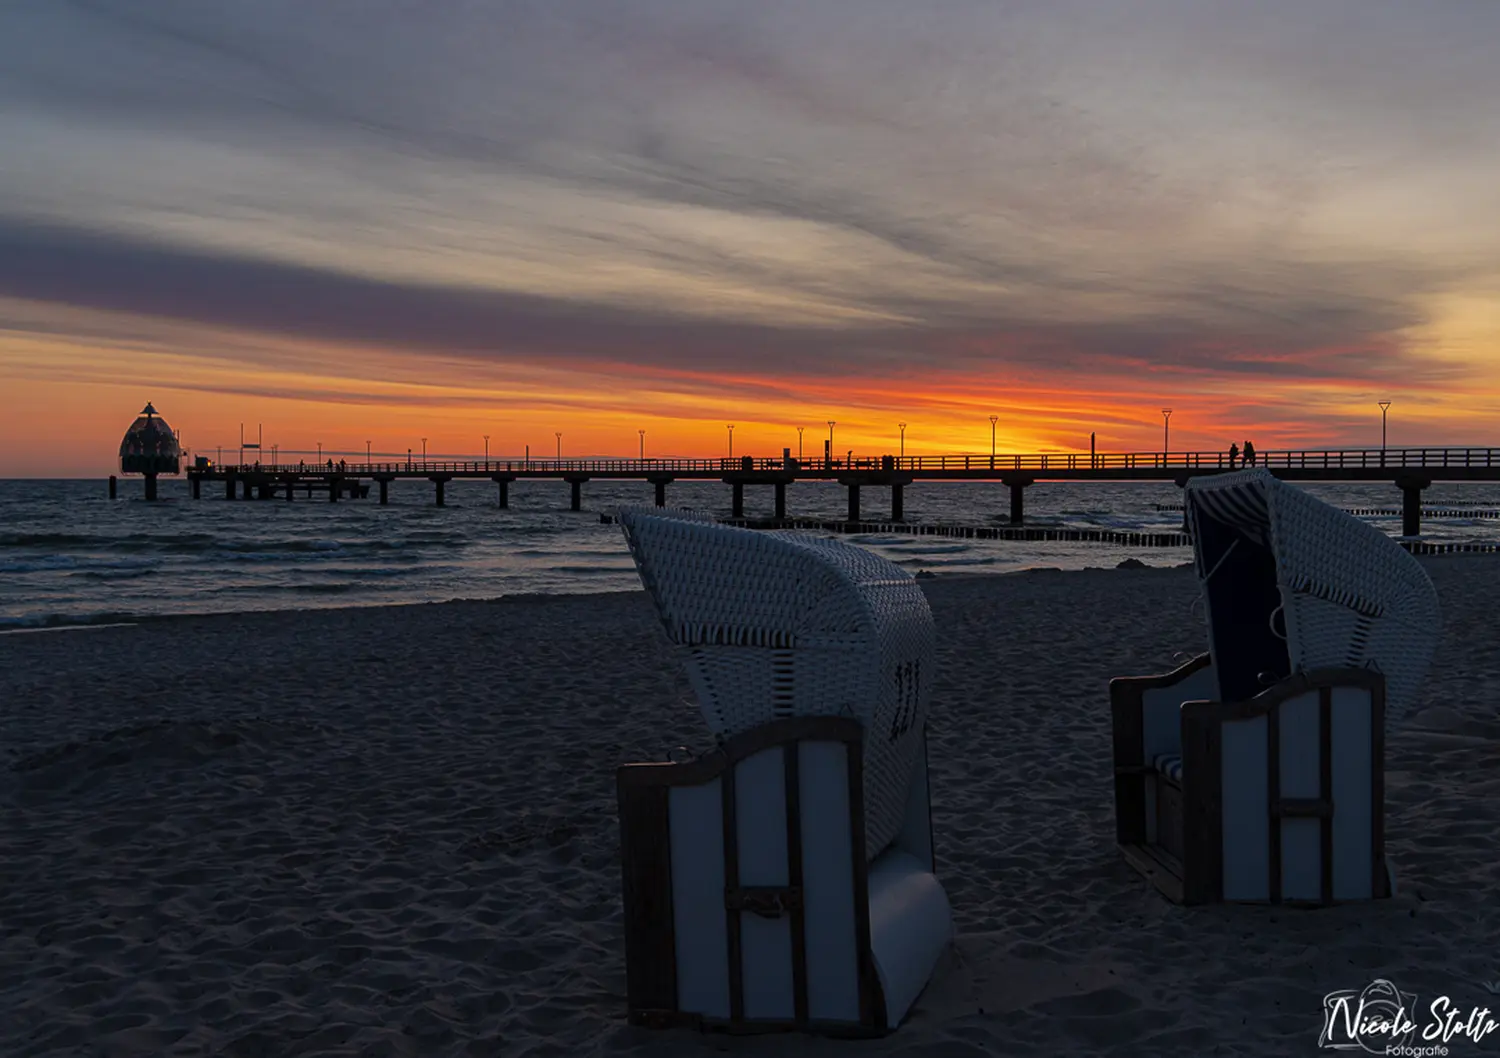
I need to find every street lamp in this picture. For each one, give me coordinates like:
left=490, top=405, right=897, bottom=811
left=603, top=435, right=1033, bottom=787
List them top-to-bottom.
left=1378, top=401, right=1391, bottom=462
left=1162, top=409, right=1173, bottom=462
left=989, top=414, right=998, bottom=466
left=827, top=421, right=836, bottom=468
left=898, top=422, right=907, bottom=458
left=727, top=424, right=734, bottom=458
left=797, top=426, right=804, bottom=459
left=638, top=429, right=645, bottom=459
left=555, top=432, right=562, bottom=459
left=483, top=435, right=490, bottom=463
left=421, top=437, right=428, bottom=463
left=366, top=440, right=372, bottom=463
left=317, top=441, right=322, bottom=462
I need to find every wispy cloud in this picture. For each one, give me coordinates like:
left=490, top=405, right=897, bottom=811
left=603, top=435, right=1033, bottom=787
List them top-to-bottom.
left=1, top=0, right=1498, bottom=460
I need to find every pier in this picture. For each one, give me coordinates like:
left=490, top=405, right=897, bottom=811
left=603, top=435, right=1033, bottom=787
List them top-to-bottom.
left=171, top=446, right=1500, bottom=537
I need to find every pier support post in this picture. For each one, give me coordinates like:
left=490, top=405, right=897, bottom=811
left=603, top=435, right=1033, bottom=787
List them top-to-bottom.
left=144, top=473, right=157, bottom=502
left=109, top=475, right=117, bottom=499
left=191, top=476, right=200, bottom=500
left=432, top=476, right=448, bottom=507
left=492, top=476, right=510, bottom=508
left=564, top=476, right=588, bottom=511
left=648, top=476, right=672, bottom=507
left=1002, top=476, right=1034, bottom=526
left=1396, top=476, right=1430, bottom=537
left=225, top=477, right=236, bottom=501
left=329, top=477, right=340, bottom=503
left=377, top=477, right=390, bottom=505
left=241, top=479, right=253, bottom=500
left=286, top=479, right=294, bottom=501
left=775, top=481, right=787, bottom=519
left=732, top=482, right=745, bottom=518
left=847, top=483, right=860, bottom=523
left=891, top=483, right=904, bottom=521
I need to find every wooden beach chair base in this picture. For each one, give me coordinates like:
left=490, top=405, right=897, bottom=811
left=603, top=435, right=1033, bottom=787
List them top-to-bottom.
left=1112, top=657, right=1392, bottom=906
left=616, top=716, right=952, bottom=1035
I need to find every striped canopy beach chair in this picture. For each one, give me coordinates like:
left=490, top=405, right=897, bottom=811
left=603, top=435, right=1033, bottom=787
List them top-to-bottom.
left=1111, top=469, right=1440, bottom=904
left=613, top=507, right=952, bottom=1035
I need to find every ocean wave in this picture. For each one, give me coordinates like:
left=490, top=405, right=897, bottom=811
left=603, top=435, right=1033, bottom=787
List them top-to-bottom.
left=0, top=610, right=142, bottom=630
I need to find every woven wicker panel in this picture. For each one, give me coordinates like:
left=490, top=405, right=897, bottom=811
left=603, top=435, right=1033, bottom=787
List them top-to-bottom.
left=1186, top=470, right=1440, bottom=724
left=616, top=506, right=936, bottom=859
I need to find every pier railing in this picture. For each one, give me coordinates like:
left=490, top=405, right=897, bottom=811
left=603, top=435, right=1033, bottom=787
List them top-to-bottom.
left=206, top=447, right=1500, bottom=476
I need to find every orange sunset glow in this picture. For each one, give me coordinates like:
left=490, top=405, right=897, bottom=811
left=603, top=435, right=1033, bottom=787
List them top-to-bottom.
left=2, top=2, right=1498, bottom=476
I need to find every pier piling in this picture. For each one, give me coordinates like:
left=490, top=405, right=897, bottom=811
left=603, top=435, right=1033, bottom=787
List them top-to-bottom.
left=144, top=473, right=158, bottom=501
left=109, top=475, right=117, bottom=499
left=493, top=475, right=511, bottom=508
left=191, top=476, right=200, bottom=500
left=432, top=476, right=449, bottom=507
left=565, top=476, right=588, bottom=511
left=649, top=476, right=671, bottom=507
left=1397, top=476, right=1430, bottom=537
left=329, top=477, right=340, bottom=502
left=377, top=477, right=390, bottom=505
left=1003, top=477, right=1034, bottom=525
left=285, top=479, right=294, bottom=501
left=775, top=481, right=787, bottom=519
left=732, top=482, right=745, bottom=518
left=892, top=482, right=904, bottom=521
left=847, top=483, right=860, bottom=522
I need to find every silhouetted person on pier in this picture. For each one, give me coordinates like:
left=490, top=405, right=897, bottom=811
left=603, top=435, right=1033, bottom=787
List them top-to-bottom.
left=1244, top=441, right=1256, bottom=467
left=1229, top=442, right=1239, bottom=469
left=327, top=458, right=334, bottom=471
left=339, top=459, right=346, bottom=472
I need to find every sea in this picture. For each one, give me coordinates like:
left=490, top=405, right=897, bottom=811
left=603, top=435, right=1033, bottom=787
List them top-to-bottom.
left=4, top=477, right=1500, bottom=630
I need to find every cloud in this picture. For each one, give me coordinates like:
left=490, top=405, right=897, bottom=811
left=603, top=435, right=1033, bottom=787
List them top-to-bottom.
left=0, top=0, right=1497, bottom=404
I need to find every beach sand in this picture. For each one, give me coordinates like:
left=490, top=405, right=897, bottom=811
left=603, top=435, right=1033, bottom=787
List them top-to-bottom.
left=2, top=557, right=1497, bottom=1057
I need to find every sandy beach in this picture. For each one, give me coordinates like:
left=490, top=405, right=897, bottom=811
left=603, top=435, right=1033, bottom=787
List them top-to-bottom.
left=2, top=557, right=1497, bottom=1057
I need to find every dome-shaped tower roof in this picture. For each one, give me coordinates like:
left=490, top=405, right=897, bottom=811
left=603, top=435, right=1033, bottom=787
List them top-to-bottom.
left=119, top=402, right=182, bottom=475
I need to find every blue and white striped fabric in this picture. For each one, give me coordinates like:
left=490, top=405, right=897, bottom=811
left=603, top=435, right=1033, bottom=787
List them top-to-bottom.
left=1186, top=477, right=1271, bottom=548
left=1153, top=753, right=1184, bottom=783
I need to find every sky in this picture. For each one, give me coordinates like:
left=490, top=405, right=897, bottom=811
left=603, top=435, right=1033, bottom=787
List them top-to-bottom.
left=2, top=0, right=1498, bottom=475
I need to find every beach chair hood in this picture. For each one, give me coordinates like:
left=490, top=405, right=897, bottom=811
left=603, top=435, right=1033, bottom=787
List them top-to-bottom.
left=1185, top=469, right=1439, bottom=724
left=616, top=506, right=936, bottom=860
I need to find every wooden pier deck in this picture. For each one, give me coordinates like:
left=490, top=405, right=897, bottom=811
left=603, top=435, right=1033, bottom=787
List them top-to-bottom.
left=175, top=446, right=1500, bottom=536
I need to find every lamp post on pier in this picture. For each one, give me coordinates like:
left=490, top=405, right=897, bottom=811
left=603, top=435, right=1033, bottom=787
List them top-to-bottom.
left=1378, top=401, right=1391, bottom=465
left=1161, top=409, right=1173, bottom=464
left=989, top=414, right=998, bottom=468
left=899, top=421, right=907, bottom=459
left=727, top=424, right=734, bottom=458
left=797, top=426, right=804, bottom=460
left=638, top=429, right=645, bottom=459
left=555, top=432, right=562, bottom=460
left=483, top=435, right=489, bottom=464
left=421, top=437, right=428, bottom=464
left=366, top=440, right=372, bottom=463
left=317, top=441, right=322, bottom=463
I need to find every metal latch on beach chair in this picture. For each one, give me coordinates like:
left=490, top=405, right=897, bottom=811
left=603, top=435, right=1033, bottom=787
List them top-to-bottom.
left=725, top=886, right=803, bottom=918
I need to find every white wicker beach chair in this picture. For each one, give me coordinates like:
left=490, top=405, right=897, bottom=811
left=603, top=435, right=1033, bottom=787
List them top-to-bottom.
left=1111, top=470, right=1440, bottom=904
left=613, top=506, right=952, bottom=1035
